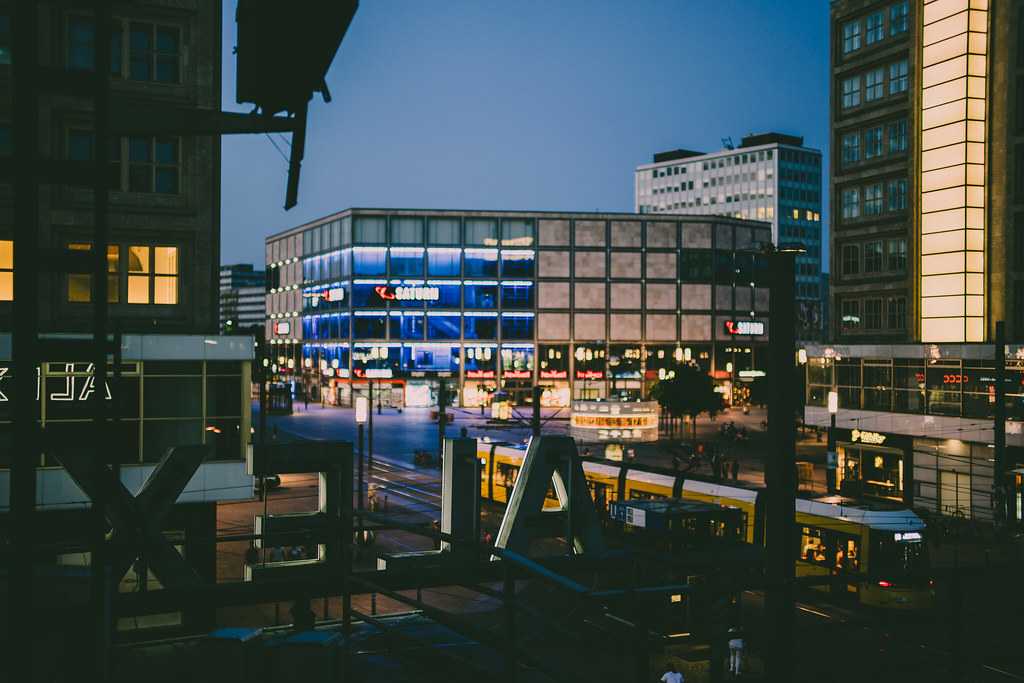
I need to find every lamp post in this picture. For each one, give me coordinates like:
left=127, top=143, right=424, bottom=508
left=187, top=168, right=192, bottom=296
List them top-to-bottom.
left=827, top=390, right=838, bottom=494
left=355, top=395, right=368, bottom=510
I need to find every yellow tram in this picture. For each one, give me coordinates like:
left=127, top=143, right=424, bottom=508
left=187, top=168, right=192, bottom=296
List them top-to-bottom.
left=476, top=440, right=932, bottom=610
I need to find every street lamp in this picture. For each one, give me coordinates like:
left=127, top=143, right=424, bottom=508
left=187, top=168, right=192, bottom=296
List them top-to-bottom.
left=827, top=390, right=838, bottom=494
left=356, top=395, right=368, bottom=510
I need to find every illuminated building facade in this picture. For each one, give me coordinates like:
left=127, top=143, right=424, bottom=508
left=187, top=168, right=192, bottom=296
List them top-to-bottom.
left=831, top=0, right=1021, bottom=343
left=634, top=134, right=825, bottom=339
left=265, top=209, right=774, bottom=407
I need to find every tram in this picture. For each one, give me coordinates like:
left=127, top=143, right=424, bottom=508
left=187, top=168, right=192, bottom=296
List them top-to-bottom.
left=476, top=440, right=933, bottom=610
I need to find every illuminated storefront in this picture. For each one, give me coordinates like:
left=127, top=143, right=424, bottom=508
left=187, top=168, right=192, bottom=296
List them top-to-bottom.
left=266, top=210, right=773, bottom=406
left=570, top=400, right=660, bottom=443
left=833, top=427, right=912, bottom=503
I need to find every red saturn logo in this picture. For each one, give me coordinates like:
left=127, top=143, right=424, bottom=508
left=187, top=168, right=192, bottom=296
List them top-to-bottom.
left=374, top=286, right=396, bottom=300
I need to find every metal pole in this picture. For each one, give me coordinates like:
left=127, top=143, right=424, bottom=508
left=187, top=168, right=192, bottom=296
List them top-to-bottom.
left=10, top=4, right=40, bottom=680
left=91, top=7, right=114, bottom=676
left=765, top=250, right=797, bottom=681
left=994, top=320, right=1008, bottom=530
left=438, top=379, right=448, bottom=462
left=368, top=380, right=374, bottom=472
left=531, top=385, right=541, bottom=437
left=827, top=411, right=836, bottom=494
left=357, top=423, right=365, bottom=511
left=566, top=449, right=575, bottom=556
left=503, top=561, right=517, bottom=683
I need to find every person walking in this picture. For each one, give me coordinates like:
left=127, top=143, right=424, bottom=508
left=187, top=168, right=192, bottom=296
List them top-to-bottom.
left=303, top=390, right=309, bottom=411
left=731, top=458, right=740, bottom=481
left=728, top=627, right=744, bottom=677
left=660, top=661, right=684, bottom=683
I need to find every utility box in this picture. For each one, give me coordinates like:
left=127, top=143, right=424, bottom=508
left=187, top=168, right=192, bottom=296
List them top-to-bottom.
left=441, top=437, right=480, bottom=554
left=271, top=630, right=342, bottom=682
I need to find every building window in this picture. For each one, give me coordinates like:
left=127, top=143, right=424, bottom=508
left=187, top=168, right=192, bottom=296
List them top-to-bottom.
left=890, top=1, right=909, bottom=35
left=865, top=12, right=885, bottom=44
left=67, top=16, right=122, bottom=75
left=842, top=20, right=861, bottom=53
left=129, top=22, right=180, bottom=83
left=889, top=59, right=908, bottom=94
left=865, top=68, right=884, bottom=101
left=842, top=76, right=861, bottom=108
left=888, top=119, right=908, bottom=153
left=864, top=126, right=883, bottom=159
left=67, top=129, right=121, bottom=189
left=841, top=132, right=860, bottom=165
left=127, top=136, right=179, bottom=194
left=887, top=178, right=907, bottom=211
left=864, top=183, right=883, bottom=216
left=841, top=188, right=860, bottom=219
left=390, top=217, right=424, bottom=245
left=427, top=218, right=460, bottom=245
left=465, top=219, right=499, bottom=247
left=887, top=238, right=907, bottom=271
left=0, top=240, right=11, bottom=301
left=864, top=241, right=883, bottom=272
left=67, top=243, right=119, bottom=303
left=842, top=244, right=860, bottom=275
left=128, top=245, right=178, bottom=304
left=389, top=248, right=424, bottom=276
left=427, top=248, right=460, bottom=276
left=887, top=297, right=906, bottom=329
left=864, top=299, right=883, bottom=329
left=841, top=300, right=861, bottom=329
left=501, top=314, right=535, bottom=341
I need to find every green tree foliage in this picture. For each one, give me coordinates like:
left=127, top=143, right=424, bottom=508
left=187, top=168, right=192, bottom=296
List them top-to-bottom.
left=650, top=362, right=724, bottom=441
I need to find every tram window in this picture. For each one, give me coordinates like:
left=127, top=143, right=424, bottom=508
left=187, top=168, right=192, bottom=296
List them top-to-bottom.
left=800, top=527, right=829, bottom=565
left=835, top=535, right=860, bottom=573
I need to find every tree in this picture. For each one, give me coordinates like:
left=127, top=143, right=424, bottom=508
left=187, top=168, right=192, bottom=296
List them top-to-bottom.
left=650, top=362, right=725, bottom=442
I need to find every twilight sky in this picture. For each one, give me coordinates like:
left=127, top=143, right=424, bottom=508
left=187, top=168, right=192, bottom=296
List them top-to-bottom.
left=219, top=1, right=831, bottom=269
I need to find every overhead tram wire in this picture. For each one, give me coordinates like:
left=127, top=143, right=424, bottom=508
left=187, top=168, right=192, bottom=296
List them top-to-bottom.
left=264, top=132, right=290, bottom=164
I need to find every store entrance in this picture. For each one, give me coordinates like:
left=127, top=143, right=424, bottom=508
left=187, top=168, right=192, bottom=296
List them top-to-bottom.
left=837, top=441, right=905, bottom=502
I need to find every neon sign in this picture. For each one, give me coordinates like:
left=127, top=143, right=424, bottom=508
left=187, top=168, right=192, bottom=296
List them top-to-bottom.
left=374, top=285, right=439, bottom=302
left=304, top=288, right=345, bottom=306
left=724, top=320, right=765, bottom=335
left=0, top=364, right=112, bottom=403
left=466, top=369, right=496, bottom=379
left=540, top=369, right=568, bottom=380
left=503, top=370, right=532, bottom=379
left=575, top=370, right=604, bottom=380
left=851, top=429, right=886, bottom=445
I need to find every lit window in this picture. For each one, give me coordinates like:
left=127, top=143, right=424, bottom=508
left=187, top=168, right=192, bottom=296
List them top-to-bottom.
left=890, top=1, right=908, bottom=35
left=865, top=12, right=884, bottom=44
left=842, top=21, right=861, bottom=53
left=889, top=60, right=908, bottom=94
left=865, top=68, right=884, bottom=101
left=842, top=76, right=861, bottom=108
left=792, top=208, right=800, bottom=220
left=0, top=239, right=12, bottom=301
left=66, top=242, right=119, bottom=303
left=127, top=245, right=177, bottom=304
left=128, top=245, right=150, bottom=303
left=154, top=246, right=178, bottom=304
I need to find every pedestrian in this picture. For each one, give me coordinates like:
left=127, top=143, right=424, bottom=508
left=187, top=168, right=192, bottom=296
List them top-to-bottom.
left=304, top=391, right=309, bottom=411
left=460, top=426, right=468, bottom=438
left=731, top=458, right=740, bottom=481
left=244, top=542, right=259, bottom=567
left=728, top=627, right=744, bottom=677
left=660, top=660, right=684, bottom=683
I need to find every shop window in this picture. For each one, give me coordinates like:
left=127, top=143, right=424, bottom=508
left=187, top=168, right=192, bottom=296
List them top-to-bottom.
left=465, top=219, right=498, bottom=246
left=501, top=219, right=534, bottom=247
left=0, top=240, right=11, bottom=301
left=67, top=242, right=119, bottom=303
left=353, top=248, right=386, bottom=275
left=389, top=248, right=423, bottom=276
left=427, top=248, right=460, bottom=276
left=465, top=249, right=498, bottom=277
left=501, top=251, right=534, bottom=277
left=500, top=282, right=534, bottom=309
left=425, top=283, right=461, bottom=309
left=464, top=283, right=497, bottom=308
left=353, top=313, right=387, bottom=339
left=393, top=313, right=424, bottom=340
left=427, top=314, right=460, bottom=340
left=464, top=314, right=497, bottom=340
left=501, top=314, right=534, bottom=340
left=926, top=364, right=962, bottom=416
left=939, top=470, right=971, bottom=518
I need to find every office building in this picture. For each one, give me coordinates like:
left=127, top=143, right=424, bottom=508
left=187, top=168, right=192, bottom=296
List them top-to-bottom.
left=830, top=0, right=1022, bottom=343
left=0, top=1, right=253, bottom=633
left=635, top=133, right=824, bottom=338
left=266, top=209, right=774, bottom=408
left=220, top=264, right=266, bottom=334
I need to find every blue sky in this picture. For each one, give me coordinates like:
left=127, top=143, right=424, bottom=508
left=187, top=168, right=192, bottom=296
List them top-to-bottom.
left=220, top=1, right=831, bottom=269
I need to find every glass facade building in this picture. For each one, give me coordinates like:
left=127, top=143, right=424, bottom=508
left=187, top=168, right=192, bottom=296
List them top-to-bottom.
left=266, top=209, right=775, bottom=407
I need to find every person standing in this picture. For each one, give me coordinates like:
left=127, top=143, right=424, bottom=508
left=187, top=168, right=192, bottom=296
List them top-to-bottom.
left=731, top=458, right=740, bottom=481
left=728, top=627, right=744, bottom=677
left=660, top=661, right=684, bottom=683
